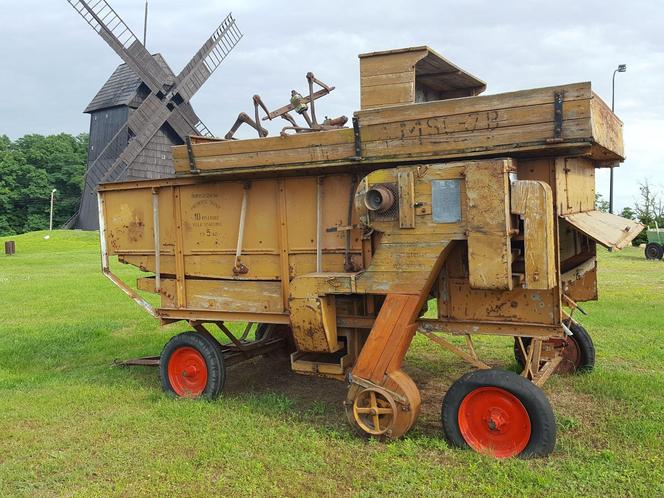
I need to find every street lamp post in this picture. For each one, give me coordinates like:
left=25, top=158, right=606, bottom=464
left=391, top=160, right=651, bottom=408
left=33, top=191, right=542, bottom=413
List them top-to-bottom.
left=609, top=64, right=627, bottom=214
left=49, top=189, right=57, bottom=231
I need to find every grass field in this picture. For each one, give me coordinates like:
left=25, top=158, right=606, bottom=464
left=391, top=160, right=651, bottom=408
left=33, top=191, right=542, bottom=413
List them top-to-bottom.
left=0, top=230, right=663, bottom=497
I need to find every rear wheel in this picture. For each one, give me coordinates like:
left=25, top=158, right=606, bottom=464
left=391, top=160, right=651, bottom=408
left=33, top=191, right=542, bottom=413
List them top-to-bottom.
left=645, top=242, right=663, bottom=260
left=514, top=321, right=595, bottom=374
left=160, top=331, right=225, bottom=399
left=441, top=369, right=556, bottom=458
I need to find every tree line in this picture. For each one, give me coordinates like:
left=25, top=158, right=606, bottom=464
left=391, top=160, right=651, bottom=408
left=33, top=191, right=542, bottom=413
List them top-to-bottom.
left=0, top=133, right=88, bottom=235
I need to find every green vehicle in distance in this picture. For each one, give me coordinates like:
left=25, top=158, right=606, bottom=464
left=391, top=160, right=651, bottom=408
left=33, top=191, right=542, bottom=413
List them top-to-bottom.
left=645, top=227, right=664, bottom=260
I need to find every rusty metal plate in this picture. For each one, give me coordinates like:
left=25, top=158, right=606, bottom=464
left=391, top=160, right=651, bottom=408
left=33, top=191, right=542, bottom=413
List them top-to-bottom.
left=432, top=179, right=461, bottom=223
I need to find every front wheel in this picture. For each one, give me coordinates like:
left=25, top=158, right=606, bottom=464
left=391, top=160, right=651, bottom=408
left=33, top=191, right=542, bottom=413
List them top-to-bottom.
left=160, top=331, right=225, bottom=399
left=441, top=369, right=556, bottom=458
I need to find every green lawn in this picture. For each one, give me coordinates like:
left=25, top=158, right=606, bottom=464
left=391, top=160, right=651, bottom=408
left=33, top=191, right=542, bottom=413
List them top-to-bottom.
left=0, top=230, right=662, bottom=497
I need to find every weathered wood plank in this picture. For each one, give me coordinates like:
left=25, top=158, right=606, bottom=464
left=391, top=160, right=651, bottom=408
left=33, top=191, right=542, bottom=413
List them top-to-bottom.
left=359, top=49, right=425, bottom=78
left=171, top=82, right=622, bottom=176
left=356, top=82, right=592, bottom=126
left=361, top=82, right=415, bottom=109
left=358, top=99, right=590, bottom=143
left=155, top=278, right=284, bottom=313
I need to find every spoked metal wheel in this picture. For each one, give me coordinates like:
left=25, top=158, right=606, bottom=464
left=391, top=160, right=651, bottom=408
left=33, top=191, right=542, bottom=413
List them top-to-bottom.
left=345, top=370, right=421, bottom=440
left=352, top=387, right=398, bottom=436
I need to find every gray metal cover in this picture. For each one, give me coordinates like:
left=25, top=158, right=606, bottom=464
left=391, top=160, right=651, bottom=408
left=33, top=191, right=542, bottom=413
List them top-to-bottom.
left=432, top=179, right=461, bottom=223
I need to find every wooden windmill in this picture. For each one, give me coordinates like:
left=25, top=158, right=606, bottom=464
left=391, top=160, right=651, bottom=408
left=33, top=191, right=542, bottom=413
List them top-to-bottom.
left=65, top=0, right=242, bottom=229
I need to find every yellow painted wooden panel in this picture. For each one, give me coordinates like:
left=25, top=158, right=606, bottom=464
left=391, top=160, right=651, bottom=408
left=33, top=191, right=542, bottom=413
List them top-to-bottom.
left=359, top=49, right=425, bottom=78
left=361, top=71, right=414, bottom=88
left=356, top=82, right=593, bottom=125
left=361, top=82, right=415, bottom=109
left=590, top=92, right=624, bottom=159
left=359, top=99, right=590, bottom=143
left=361, top=118, right=594, bottom=159
left=555, top=157, right=595, bottom=214
left=465, top=159, right=513, bottom=290
left=397, top=169, right=415, bottom=229
left=284, top=176, right=317, bottom=251
left=511, top=181, right=557, bottom=290
left=103, top=188, right=154, bottom=254
left=561, top=210, right=644, bottom=250
left=122, top=253, right=282, bottom=281
left=158, top=278, right=284, bottom=313
left=445, top=278, right=558, bottom=325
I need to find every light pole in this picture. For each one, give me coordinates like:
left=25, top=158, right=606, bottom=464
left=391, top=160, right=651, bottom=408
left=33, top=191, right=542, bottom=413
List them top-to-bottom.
left=609, top=64, right=627, bottom=214
left=49, top=189, right=57, bottom=231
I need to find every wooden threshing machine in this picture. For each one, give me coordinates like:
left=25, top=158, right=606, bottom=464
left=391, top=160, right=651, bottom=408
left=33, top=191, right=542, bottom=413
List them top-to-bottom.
left=98, top=47, right=643, bottom=458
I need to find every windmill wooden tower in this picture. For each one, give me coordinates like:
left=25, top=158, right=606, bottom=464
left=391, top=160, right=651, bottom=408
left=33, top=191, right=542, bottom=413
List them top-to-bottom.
left=65, top=0, right=242, bottom=229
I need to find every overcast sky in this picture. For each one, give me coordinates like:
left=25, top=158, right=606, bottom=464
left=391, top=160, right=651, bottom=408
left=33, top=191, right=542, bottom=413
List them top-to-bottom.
left=1, top=0, right=662, bottom=211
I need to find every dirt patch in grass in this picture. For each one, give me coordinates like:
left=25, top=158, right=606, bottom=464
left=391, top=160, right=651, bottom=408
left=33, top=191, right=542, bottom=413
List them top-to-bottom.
left=224, top=356, right=348, bottom=428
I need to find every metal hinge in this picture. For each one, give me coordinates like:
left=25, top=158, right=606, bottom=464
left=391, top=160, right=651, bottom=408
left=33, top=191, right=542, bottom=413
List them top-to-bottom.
left=547, top=91, right=564, bottom=143
left=185, top=136, right=200, bottom=174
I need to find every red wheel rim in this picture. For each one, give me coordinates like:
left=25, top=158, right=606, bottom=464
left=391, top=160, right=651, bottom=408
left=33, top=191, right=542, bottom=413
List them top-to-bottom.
left=167, top=347, right=208, bottom=397
left=458, top=386, right=531, bottom=458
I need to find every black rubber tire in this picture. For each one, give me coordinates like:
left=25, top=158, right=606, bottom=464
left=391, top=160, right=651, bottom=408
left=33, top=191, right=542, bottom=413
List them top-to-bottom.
left=645, top=242, right=664, bottom=260
left=513, top=321, right=595, bottom=374
left=565, top=322, right=595, bottom=373
left=254, top=323, right=270, bottom=341
left=253, top=324, right=295, bottom=358
left=160, top=331, right=225, bottom=399
left=441, top=369, right=556, bottom=458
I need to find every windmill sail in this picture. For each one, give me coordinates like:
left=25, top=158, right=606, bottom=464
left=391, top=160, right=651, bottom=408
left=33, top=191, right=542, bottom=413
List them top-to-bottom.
left=66, top=0, right=171, bottom=91
left=65, top=1, right=242, bottom=229
left=173, top=14, right=243, bottom=103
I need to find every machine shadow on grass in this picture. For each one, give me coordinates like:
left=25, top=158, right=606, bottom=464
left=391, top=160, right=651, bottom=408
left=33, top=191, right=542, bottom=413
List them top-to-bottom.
left=118, top=345, right=524, bottom=441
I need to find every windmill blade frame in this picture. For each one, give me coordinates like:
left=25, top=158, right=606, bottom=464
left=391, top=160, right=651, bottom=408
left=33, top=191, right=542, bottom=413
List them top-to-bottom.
left=66, top=0, right=171, bottom=92
left=65, top=1, right=243, bottom=229
left=171, top=13, right=243, bottom=103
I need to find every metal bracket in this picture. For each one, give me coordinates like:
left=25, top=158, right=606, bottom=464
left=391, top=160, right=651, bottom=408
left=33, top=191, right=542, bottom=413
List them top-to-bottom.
left=547, top=91, right=564, bottom=143
left=350, top=116, right=362, bottom=160
left=185, top=136, right=199, bottom=174
left=349, top=376, right=409, bottom=406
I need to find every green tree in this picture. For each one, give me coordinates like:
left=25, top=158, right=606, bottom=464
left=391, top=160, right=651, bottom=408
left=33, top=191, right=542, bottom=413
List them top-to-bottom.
left=0, top=133, right=88, bottom=235
left=595, top=193, right=610, bottom=213
left=620, top=206, right=636, bottom=220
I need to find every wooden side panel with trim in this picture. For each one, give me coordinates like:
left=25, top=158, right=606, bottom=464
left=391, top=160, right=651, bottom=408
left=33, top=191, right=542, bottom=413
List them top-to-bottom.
left=359, top=49, right=425, bottom=110
left=171, top=83, right=624, bottom=175
left=554, top=157, right=595, bottom=215
left=465, top=159, right=514, bottom=290
left=354, top=163, right=467, bottom=295
left=102, top=173, right=364, bottom=316
left=511, top=180, right=557, bottom=290
left=437, top=243, right=560, bottom=326
left=140, top=278, right=284, bottom=313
